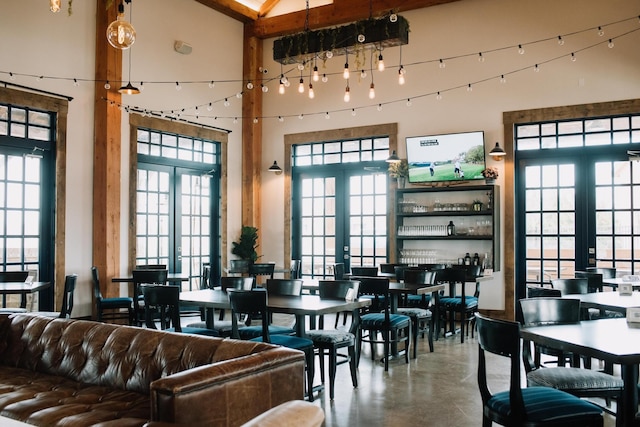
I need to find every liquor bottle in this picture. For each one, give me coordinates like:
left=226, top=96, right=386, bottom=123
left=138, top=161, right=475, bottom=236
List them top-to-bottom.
left=447, top=221, right=455, bottom=236
left=464, top=252, right=471, bottom=265
left=473, top=253, right=480, bottom=266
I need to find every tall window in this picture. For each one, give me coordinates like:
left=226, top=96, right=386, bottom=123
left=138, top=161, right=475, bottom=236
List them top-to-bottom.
left=0, top=101, right=56, bottom=307
left=516, top=113, right=640, bottom=293
left=135, top=126, right=221, bottom=291
left=291, top=136, right=390, bottom=278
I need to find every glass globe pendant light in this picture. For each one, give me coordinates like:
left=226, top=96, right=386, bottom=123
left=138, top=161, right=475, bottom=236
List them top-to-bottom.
left=50, top=0, right=61, bottom=13
left=106, top=1, right=136, bottom=50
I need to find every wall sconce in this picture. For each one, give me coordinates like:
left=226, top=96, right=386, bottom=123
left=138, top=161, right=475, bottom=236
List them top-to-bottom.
left=488, top=142, right=506, bottom=160
left=386, top=150, right=401, bottom=163
left=268, top=161, right=283, bottom=175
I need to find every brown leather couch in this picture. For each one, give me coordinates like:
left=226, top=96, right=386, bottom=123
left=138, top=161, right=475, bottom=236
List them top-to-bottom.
left=0, top=314, right=305, bottom=426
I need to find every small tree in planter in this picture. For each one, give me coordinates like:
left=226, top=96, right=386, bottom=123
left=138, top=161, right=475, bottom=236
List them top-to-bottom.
left=231, top=226, right=260, bottom=272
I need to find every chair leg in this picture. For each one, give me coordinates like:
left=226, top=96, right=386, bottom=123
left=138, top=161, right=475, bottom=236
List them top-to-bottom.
left=412, top=317, right=418, bottom=359
left=427, top=317, right=434, bottom=352
left=404, top=324, right=410, bottom=364
left=383, top=330, right=390, bottom=371
left=348, top=345, right=358, bottom=389
left=329, top=347, right=337, bottom=400
left=305, top=348, right=315, bottom=402
left=318, top=348, right=325, bottom=384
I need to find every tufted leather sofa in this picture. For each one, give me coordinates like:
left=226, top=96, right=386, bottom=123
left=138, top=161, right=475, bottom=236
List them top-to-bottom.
left=0, top=314, right=305, bottom=426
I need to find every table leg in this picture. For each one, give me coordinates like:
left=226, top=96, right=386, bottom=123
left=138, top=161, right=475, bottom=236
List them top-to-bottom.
left=205, top=307, right=215, bottom=329
left=619, top=363, right=639, bottom=427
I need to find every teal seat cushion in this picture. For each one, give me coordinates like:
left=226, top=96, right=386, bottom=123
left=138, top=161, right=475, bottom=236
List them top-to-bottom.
left=406, top=294, right=431, bottom=305
left=440, top=296, right=478, bottom=308
left=101, top=297, right=133, bottom=308
left=361, top=313, right=410, bottom=329
left=238, top=325, right=295, bottom=339
left=306, top=329, right=355, bottom=345
left=250, top=334, right=314, bottom=351
left=487, top=386, right=602, bottom=422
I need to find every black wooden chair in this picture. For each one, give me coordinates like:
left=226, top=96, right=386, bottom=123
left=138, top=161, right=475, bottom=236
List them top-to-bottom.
left=290, top=259, right=302, bottom=279
left=248, top=262, right=275, bottom=286
left=333, top=263, right=346, bottom=280
left=438, top=265, right=481, bottom=343
left=91, top=266, right=133, bottom=325
left=350, top=266, right=378, bottom=277
left=132, top=268, right=168, bottom=326
left=397, top=268, right=437, bottom=356
left=35, top=274, right=77, bottom=319
left=357, top=277, right=411, bottom=371
left=305, top=279, right=360, bottom=400
left=140, top=283, right=217, bottom=336
left=228, top=289, right=315, bottom=401
left=519, top=298, right=623, bottom=411
left=475, top=313, right=603, bottom=427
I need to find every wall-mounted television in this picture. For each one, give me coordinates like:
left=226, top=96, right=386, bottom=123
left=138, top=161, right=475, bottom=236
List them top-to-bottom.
left=406, top=131, right=485, bottom=183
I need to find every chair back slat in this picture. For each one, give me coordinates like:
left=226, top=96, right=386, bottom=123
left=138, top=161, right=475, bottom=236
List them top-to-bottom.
left=333, top=263, right=346, bottom=280
left=351, top=266, right=378, bottom=277
left=0, top=271, right=29, bottom=282
left=221, top=276, right=255, bottom=291
left=551, top=278, right=589, bottom=295
left=266, top=279, right=303, bottom=296
left=318, top=280, right=359, bottom=300
left=140, top=284, right=181, bottom=331
left=228, top=290, right=270, bottom=341
left=519, top=297, right=581, bottom=326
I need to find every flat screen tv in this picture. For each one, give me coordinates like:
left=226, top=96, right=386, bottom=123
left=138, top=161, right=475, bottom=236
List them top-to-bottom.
left=406, top=131, right=485, bottom=183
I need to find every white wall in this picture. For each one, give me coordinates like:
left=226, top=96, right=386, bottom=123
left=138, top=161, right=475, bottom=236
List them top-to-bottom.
left=259, top=0, right=640, bottom=309
left=1, top=1, right=244, bottom=317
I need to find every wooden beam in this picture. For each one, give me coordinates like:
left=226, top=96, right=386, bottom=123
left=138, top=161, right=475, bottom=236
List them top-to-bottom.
left=93, top=0, right=122, bottom=303
left=195, top=0, right=259, bottom=23
left=249, top=0, right=461, bottom=38
left=258, top=0, right=280, bottom=18
left=241, top=24, right=263, bottom=233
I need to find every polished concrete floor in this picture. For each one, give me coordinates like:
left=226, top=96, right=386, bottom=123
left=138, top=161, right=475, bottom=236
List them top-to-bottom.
left=302, top=315, right=618, bottom=427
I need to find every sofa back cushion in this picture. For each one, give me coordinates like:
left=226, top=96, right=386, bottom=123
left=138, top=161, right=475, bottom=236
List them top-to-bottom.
left=0, top=314, right=275, bottom=394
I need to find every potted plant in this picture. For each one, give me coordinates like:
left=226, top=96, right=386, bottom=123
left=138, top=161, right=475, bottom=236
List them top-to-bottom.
left=389, top=159, right=409, bottom=188
left=481, top=166, right=499, bottom=183
left=230, top=225, right=260, bottom=273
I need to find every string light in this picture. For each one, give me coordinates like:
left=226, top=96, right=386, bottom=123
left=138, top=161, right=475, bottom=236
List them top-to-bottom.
left=50, top=0, right=61, bottom=13
left=598, top=26, right=604, bottom=36
left=557, top=36, right=564, bottom=45
left=608, top=39, right=615, bottom=48
left=518, top=44, right=525, bottom=54
left=378, top=52, right=385, bottom=72
left=478, top=52, right=485, bottom=62
left=571, top=52, right=577, bottom=62
left=439, top=59, right=446, bottom=69
left=534, top=64, right=540, bottom=72
left=398, top=67, right=405, bottom=85
left=360, top=70, right=367, bottom=79
left=9, top=72, right=15, bottom=81
left=322, top=74, right=328, bottom=83
left=500, top=75, right=507, bottom=83
left=298, top=77, right=304, bottom=94
left=73, top=78, right=79, bottom=87
left=279, top=78, right=285, bottom=94
left=104, top=81, right=111, bottom=90
left=209, top=81, right=215, bottom=89
left=246, top=81, right=253, bottom=90
left=139, top=82, right=144, bottom=91
left=175, top=82, right=182, bottom=91
left=308, top=83, right=314, bottom=99
left=467, top=83, right=472, bottom=92
left=261, top=84, right=268, bottom=93
left=344, top=84, right=350, bottom=102
left=236, top=92, right=242, bottom=98
left=436, top=92, right=442, bottom=101
left=224, top=98, right=230, bottom=107
left=406, top=98, right=412, bottom=107
left=377, top=104, right=383, bottom=111
left=351, top=108, right=357, bottom=116
left=325, top=112, right=330, bottom=119
left=298, top=114, right=304, bottom=120
left=278, top=116, right=284, bottom=122
left=233, top=117, right=238, bottom=124
left=253, top=117, right=258, bottom=124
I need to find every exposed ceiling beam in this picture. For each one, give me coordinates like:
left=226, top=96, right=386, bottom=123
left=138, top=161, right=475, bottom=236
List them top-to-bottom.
left=195, top=0, right=259, bottom=23
left=249, top=0, right=462, bottom=39
left=258, top=0, right=281, bottom=18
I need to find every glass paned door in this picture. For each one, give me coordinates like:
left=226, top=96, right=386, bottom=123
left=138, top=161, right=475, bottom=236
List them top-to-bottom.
left=136, top=164, right=213, bottom=291
left=294, top=169, right=387, bottom=278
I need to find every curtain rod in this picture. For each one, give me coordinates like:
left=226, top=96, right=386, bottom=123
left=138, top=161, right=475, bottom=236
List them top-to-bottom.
left=0, top=80, right=73, bottom=101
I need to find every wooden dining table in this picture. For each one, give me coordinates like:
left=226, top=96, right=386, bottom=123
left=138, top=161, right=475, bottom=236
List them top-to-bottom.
left=0, top=281, right=51, bottom=309
left=179, top=288, right=371, bottom=337
left=521, top=318, right=640, bottom=427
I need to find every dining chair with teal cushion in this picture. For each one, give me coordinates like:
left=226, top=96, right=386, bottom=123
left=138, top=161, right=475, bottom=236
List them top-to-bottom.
left=248, top=262, right=275, bottom=286
left=333, top=263, right=346, bottom=280
left=438, top=265, right=481, bottom=343
left=91, top=266, right=133, bottom=325
left=397, top=268, right=437, bottom=356
left=357, top=277, right=411, bottom=371
left=305, top=279, right=360, bottom=400
left=140, top=283, right=218, bottom=337
left=230, top=285, right=295, bottom=339
left=228, top=289, right=315, bottom=401
left=519, top=298, right=623, bottom=412
left=475, top=313, right=603, bottom=427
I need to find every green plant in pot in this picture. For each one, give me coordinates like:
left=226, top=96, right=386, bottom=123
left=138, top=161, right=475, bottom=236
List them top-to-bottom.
left=389, top=159, right=409, bottom=188
left=231, top=225, right=260, bottom=272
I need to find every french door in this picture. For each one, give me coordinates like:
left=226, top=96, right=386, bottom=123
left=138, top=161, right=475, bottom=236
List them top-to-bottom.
left=516, top=147, right=638, bottom=297
left=136, top=163, right=217, bottom=291
left=292, top=167, right=388, bottom=278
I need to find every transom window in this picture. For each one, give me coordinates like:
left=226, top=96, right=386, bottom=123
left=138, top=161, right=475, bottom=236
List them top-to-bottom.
left=294, top=137, right=390, bottom=166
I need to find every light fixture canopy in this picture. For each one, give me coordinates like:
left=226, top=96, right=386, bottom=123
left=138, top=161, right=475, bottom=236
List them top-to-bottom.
left=106, top=1, right=136, bottom=50
left=118, top=82, right=140, bottom=95
left=489, top=142, right=507, bottom=159
left=386, top=150, right=401, bottom=163
left=268, top=161, right=283, bottom=175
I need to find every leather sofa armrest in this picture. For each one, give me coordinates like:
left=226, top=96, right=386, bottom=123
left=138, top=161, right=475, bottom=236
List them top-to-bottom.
left=150, top=347, right=305, bottom=426
left=241, top=400, right=324, bottom=427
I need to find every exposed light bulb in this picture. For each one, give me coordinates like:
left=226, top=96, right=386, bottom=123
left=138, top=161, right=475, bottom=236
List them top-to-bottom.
left=50, top=0, right=61, bottom=13
left=106, top=2, right=136, bottom=50
left=389, top=13, right=397, bottom=23
left=598, top=26, right=604, bottom=37
left=357, top=34, right=365, bottom=43
left=557, top=36, right=564, bottom=46
left=608, top=39, right=615, bottom=48
left=518, top=44, right=525, bottom=54
left=325, top=51, right=333, bottom=59
left=478, top=52, right=485, bottom=62
left=571, top=53, right=577, bottom=62
left=378, top=54, right=385, bottom=72
left=439, top=59, right=446, bottom=69
left=297, top=63, right=305, bottom=71
left=343, top=63, right=350, bottom=80
left=534, top=64, right=540, bottom=72
left=313, top=65, right=319, bottom=81
left=398, top=67, right=405, bottom=85
left=360, top=70, right=367, bottom=79
left=9, top=72, right=16, bottom=81
left=322, top=74, right=328, bottom=83
left=500, top=75, right=507, bottom=83
left=73, top=78, right=80, bottom=87
left=298, top=78, right=304, bottom=93
left=104, top=81, right=111, bottom=90
left=209, top=81, right=215, bottom=89
left=139, top=82, right=144, bottom=91
left=175, top=82, right=182, bottom=91
left=246, top=82, right=254, bottom=90
left=279, top=82, right=285, bottom=94
left=369, top=82, right=375, bottom=99
left=308, top=83, right=314, bottom=99
left=261, top=84, right=268, bottom=93
left=467, top=84, right=472, bottom=92
left=344, top=85, right=350, bottom=102
left=236, top=92, right=242, bottom=98
left=436, top=92, right=442, bottom=101
left=224, top=98, right=230, bottom=107
left=406, top=98, right=412, bottom=107
left=206, top=103, right=212, bottom=112
left=377, top=104, right=383, bottom=112
left=351, top=109, right=356, bottom=116
left=325, top=112, right=330, bottom=120
left=298, top=114, right=304, bottom=120
left=278, top=116, right=284, bottom=122
left=233, top=117, right=238, bottom=124
left=253, top=118, right=258, bottom=124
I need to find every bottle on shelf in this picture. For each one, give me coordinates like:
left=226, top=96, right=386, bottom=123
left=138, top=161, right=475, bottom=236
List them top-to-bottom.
left=447, top=221, right=455, bottom=236
left=464, top=252, right=471, bottom=265
left=482, top=252, right=492, bottom=271
left=473, top=253, right=480, bottom=266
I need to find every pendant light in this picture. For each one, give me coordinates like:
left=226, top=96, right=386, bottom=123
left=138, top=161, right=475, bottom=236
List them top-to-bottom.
left=50, top=0, right=61, bottom=13
left=106, top=1, right=136, bottom=50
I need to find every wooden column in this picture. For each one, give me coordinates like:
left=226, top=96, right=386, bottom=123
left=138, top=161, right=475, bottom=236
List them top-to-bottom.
left=93, top=0, right=122, bottom=302
left=241, top=24, right=263, bottom=232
